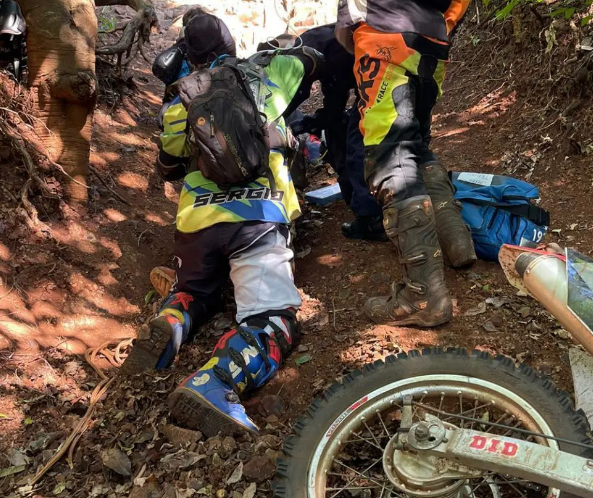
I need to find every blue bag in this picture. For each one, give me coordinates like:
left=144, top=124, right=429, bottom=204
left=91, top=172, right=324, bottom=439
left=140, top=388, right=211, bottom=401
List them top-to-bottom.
left=452, top=172, right=550, bottom=262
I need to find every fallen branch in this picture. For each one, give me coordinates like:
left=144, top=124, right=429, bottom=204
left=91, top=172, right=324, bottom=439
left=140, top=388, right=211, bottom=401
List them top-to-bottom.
left=89, top=164, right=131, bottom=205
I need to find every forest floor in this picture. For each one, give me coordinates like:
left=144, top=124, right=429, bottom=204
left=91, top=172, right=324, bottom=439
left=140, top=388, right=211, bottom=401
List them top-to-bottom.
left=1, top=1, right=593, bottom=497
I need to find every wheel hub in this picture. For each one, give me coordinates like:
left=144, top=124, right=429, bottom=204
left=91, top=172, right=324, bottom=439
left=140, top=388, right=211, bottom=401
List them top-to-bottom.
left=382, top=417, right=482, bottom=498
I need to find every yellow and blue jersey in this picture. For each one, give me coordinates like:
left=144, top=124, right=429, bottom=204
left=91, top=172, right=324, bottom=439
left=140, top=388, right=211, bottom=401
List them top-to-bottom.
left=159, top=54, right=305, bottom=234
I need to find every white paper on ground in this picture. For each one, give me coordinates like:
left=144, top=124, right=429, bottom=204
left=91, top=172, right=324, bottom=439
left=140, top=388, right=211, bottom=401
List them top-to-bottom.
left=457, top=172, right=494, bottom=186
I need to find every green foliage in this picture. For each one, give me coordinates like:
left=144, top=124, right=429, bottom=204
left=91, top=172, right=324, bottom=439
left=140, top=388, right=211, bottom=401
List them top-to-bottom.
left=487, top=0, right=592, bottom=23
left=98, top=8, right=117, bottom=34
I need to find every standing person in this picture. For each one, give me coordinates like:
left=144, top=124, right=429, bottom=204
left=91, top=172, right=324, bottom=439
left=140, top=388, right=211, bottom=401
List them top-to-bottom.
left=335, top=0, right=476, bottom=327
left=122, top=15, right=324, bottom=437
left=260, top=25, right=386, bottom=241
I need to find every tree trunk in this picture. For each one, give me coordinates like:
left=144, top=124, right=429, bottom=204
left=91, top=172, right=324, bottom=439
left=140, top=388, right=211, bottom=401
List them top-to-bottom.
left=18, top=0, right=97, bottom=204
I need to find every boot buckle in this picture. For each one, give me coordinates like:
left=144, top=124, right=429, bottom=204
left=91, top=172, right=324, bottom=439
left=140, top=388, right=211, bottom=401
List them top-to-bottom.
left=401, top=251, right=428, bottom=266
left=405, top=279, right=427, bottom=295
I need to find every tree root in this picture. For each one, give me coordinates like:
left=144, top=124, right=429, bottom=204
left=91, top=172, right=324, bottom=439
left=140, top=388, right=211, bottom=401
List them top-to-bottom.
left=95, top=0, right=158, bottom=74
left=0, top=122, right=54, bottom=238
left=89, top=164, right=131, bottom=206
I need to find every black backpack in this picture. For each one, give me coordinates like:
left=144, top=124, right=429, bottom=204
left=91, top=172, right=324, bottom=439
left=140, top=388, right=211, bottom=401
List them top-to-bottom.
left=176, top=55, right=277, bottom=192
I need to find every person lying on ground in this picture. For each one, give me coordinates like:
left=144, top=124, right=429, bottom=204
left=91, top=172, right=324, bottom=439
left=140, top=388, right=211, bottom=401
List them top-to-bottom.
left=335, top=0, right=476, bottom=327
left=259, top=25, right=387, bottom=242
left=121, top=41, right=325, bottom=437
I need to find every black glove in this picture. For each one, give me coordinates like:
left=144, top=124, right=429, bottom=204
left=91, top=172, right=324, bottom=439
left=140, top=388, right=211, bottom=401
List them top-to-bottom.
left=290, top=112, right=325, bottom=136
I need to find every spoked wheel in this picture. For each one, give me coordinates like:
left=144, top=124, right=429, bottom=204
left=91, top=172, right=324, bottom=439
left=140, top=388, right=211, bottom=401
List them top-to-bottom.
left=273, top=349, right=593, bottom=498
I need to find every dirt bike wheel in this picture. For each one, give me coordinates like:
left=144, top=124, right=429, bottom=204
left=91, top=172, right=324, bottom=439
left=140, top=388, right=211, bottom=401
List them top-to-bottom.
left=273, top=348, right=593, bottom=498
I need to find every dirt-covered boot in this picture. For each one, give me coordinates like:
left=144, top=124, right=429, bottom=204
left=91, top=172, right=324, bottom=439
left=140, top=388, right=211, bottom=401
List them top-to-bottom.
left=420, top=162, right=477, bottom=268
left=364, top=196, right=452, bottom=327
left=120, top=292, right=194, bottom=375
left=168, top=311, right=300, bottom=437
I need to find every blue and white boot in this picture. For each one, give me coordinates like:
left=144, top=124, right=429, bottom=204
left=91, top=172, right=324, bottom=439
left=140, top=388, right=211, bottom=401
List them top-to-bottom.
left=121, top=292, right=194, bottom=375
left=168, top=312, right=299, bottom=437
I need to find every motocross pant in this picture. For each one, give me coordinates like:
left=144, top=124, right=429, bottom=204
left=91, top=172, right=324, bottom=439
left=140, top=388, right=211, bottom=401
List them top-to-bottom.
left=353, top=24, right=449, bottom=205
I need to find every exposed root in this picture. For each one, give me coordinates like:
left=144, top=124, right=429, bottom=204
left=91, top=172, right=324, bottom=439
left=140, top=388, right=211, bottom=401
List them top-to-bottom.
left=95, top=1, right=158, bottom=75
left=89, top=164, right=131, bottom=206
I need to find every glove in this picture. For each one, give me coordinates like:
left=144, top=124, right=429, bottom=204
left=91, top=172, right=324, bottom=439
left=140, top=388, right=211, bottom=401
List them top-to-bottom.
left=290, top=113, right=324, bottom=136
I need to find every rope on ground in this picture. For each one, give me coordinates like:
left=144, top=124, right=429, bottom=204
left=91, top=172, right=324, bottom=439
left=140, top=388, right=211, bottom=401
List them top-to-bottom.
left=30, top=338, right=133, bottom=486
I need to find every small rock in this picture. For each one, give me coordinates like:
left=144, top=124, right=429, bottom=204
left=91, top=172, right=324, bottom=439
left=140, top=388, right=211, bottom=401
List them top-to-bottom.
left=371, top=273, right=390, bottom=284
left=339, top=288, right=351, bottom=299
left=485, top=296, right=507, bottom=308
left=465, top=302, right=487, bottom=316
left=518, top=306, right=531, bottom=318
left=490, top=313, right=504, bottom=328
left=214, top=316, right=233, bottom=331
left=482, top=321, right=497, bottom=333
left=555, top=328, right=570, bottom=340
left=297, top=344, right=310, bottom=353
left=539, top=364, right=553, bottom=376
left=259, top=395, right=286, bottom=417
left=265, top=414, right=279, bottom=424
left=162, top=425, right=202, bottom=448
left=255, top=434, right=282, bottom=452
left=207, top=436, right=223, bottom=452
left=221, top=436, right=237, bottom=454
left=101, top=448, right=132, bottom=476
left=264, top=448, right=282, bottom=461
left=243, top=456, right=276, bottom=482
left=189, top=479, right=205, bottom=491
left=216, top=490, right=227, bottom=498
left=232, top=492, right=242, bottom=498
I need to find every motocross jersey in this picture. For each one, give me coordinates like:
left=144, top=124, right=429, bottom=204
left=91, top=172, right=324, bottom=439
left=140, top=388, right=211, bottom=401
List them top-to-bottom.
left=337, top=0, right=470, bottom=42
left=159, top=54, right=304, bottom=234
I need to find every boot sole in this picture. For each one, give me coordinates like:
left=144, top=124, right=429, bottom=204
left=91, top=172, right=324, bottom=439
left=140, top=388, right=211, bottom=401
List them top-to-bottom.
left=446, top=254, right=478, bottom=269
left=150, top=267, right=175, bottom=298
left=364, top=302, right=452, bottom=328
left=120, top=320, right=172, bottom=376
left=168, top=387, right=257, bottom=438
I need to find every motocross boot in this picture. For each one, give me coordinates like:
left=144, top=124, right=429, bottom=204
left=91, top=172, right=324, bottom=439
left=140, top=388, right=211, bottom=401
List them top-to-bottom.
left=419, top=161, right=477, bottom=268
left=364, top=196, right=452, bottom=327
left=342, top=215, right=388, bottom=242
left=150, top=266, right=176, bottom=298
left=120, top=292, right=194, bottom=375
left=168, top=311, right=299, bottom=437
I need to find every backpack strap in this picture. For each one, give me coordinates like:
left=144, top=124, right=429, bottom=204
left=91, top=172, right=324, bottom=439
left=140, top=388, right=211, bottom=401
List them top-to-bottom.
left=461, top=198, right=551, bottom=226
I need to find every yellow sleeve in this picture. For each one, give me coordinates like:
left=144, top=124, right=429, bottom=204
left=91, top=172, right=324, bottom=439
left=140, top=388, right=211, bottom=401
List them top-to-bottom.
left=160, top=99, right=192, bottom=159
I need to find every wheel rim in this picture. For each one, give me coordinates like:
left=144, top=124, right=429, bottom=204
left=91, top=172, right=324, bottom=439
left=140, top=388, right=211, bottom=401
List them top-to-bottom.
left=307, top=374, right=560, bottom=498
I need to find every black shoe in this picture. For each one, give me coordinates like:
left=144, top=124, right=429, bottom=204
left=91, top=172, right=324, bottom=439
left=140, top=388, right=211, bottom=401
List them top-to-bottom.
left=342, top=216, right=388, bottom=241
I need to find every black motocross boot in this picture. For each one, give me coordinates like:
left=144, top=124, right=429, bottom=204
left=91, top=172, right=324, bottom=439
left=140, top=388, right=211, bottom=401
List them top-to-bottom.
left=420, top=162, right=477, bottom=268
left=364, top=196, right=452, bottom=327
left=342, top=215, right=388, bottom=241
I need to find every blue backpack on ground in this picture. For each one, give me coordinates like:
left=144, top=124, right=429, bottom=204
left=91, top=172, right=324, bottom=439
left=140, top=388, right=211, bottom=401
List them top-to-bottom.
left=452, top=172, right=550, bottom=262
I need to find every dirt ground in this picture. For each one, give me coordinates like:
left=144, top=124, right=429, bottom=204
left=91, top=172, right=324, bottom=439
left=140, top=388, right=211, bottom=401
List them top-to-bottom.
left=1, top=1, right=592, bottom=497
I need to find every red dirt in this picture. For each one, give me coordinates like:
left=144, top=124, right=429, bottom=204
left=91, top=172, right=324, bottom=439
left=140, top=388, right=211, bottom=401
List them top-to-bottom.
left=1, top=2, right=592, bottom=496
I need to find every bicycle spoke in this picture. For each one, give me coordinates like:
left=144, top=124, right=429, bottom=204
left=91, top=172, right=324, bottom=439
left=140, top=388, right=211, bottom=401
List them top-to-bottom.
left=377, top=410, right=391, bottom=438
left=362, top=418, right=382, bottom=448
left=343, top=432, right=386, bottom=451
left=331, top=457, right=387, bottom=497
